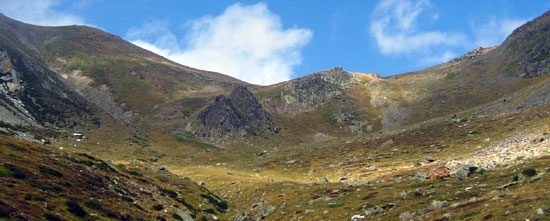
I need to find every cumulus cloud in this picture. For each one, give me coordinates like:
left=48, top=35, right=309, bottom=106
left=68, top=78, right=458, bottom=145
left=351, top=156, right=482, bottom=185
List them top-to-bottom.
left=0, top=0, right=86, bottom=26
left=368, top=0, right=530, bottom=68
left=369, top=0, right=466, bottom=56
left=127, top=3, right=312, bottom=85
left=473, top=17, right=527, bottom=47
left=126, top=20, right=180, bottom=51
left=418, top=51, right=457, bottom=66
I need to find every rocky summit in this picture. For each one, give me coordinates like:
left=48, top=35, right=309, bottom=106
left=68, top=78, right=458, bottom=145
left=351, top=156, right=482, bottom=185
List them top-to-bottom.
left=1, top=9, right=550, bottom=221
left=274, top=67, right=359, bottom=115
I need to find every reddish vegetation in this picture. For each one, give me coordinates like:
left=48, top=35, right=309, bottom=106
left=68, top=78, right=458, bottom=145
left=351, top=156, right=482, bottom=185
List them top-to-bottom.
left=0, top=135, right=226, bottom=220
left=429, top=166, right=450, bottom=180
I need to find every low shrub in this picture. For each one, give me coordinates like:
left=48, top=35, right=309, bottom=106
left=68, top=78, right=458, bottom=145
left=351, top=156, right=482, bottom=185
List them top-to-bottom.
left=38, top=165, right=63, bottom=177
left=0, top=166, right=13, bottom=177
left=522, top=168, right=538, bottom=177
left=84, top=198, right=102, bottom=210
left=65, top=200, right=87, bottom=217
left=153, top=204, right=163, bottom=211
left=43, top=213, right=62, bottom=221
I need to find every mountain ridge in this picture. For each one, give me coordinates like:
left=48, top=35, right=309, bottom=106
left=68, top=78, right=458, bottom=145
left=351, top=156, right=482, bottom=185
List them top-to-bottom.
left=1, top=10, right=550, bottom=220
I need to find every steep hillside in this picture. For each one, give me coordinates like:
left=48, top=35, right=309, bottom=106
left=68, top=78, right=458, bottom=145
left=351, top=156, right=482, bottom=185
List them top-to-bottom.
left=0, top=13, right=249, bottom=145
left=0, top=26, right=99, bottom=135
left=0, top=135, right=228, bottom=220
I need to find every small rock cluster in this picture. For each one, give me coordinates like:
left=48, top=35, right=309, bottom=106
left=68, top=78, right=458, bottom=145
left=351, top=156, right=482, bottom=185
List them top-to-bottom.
left=446, top=133, right=550, bottom=175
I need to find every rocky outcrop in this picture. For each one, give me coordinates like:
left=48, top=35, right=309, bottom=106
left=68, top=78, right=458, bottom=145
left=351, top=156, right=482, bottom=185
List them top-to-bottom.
left=0, top=44, right=95, bottom=131
left=450, top=47, right=494, bottom=63
left=0, top=49, right=35, bottom=126
left=275, top=67, right=358, bottom=115
left=191, top=86, right=279, bottom=141
left=333, top=108, right=371, bottom=134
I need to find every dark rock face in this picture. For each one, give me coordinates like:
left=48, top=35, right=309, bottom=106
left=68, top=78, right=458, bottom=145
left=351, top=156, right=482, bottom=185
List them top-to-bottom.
left=0, top=45, right=95, bottom=130
left=0, top=49, right=34, bottom=126
left=191, top=86, right=279, bottom=140
left=228, top=86, right=271, bottom=129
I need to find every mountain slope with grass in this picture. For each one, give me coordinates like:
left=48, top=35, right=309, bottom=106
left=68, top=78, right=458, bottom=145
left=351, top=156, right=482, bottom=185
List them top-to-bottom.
left=0, top=10, right=550, bottom=221
left=0, top=13, right=250, bottom=144
left=0, top=135, right=227, bottom=220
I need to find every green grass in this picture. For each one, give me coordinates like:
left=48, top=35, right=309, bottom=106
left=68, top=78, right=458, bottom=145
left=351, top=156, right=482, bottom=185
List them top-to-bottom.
left=472, top=60, right=484, bottom=65
left=445, top=72, right=457, bottom=79
left=254, top=83, right=286, bottom=100
left=176, top=134, right=217, bottom=151
left=2, top=163, right=26, bottom=179
left=38, top=165, right=63, bottom=177
left=0, top=166, right=13, bottom=177
left=84, top=198, right=102, bottom=210
left=460, top=211, right=480, bottom=219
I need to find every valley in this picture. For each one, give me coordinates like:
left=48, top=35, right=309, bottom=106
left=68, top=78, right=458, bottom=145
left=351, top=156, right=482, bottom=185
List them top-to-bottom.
left=1, top=10, right=550, bottom=221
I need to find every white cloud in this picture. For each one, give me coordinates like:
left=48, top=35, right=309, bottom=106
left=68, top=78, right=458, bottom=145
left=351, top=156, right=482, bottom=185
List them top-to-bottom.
left=0, top=0, right=86, bottom=26
left=369, top=0, right=465, bottom=56
left=127, top=3, right=312, bottom=85
left=473, top=17, right=527, bottom=47
left=126, top=20, right=180, bottom=51
left=419, top=51, right=456, bottom=66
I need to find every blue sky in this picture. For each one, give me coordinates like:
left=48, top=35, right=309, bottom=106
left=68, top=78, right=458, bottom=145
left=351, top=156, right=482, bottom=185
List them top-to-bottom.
left=1, top=0, right=549, bottom=85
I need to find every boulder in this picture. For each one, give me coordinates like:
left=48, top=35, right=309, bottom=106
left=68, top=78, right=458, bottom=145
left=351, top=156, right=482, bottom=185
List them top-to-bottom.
left=255, top=150, right=268, bottom=157
left=425, top=157, right=436, bottom=163
left=286, top=160, right=299, bottom=164
left=145, top=165, right=170, bottom=174
left=367, top=165, right=377, bottom=171
left=455, top=165, right=475, bottom=179
left=415, top=172, right=428, bottom=180
left=315, top=177, right=329, bottom=185
left=499, top=182, right=517, bottom=189
left=429, top=200, right=449, bottom=210
left=250, top=206, right=275, bottom=220
left=365, top=206, right=384, bottom=215
left=173, top=209, right=193, bottom=221
left=399, top=211, right=413, bottom=221
left=232, top=213, right=247, bottom=221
